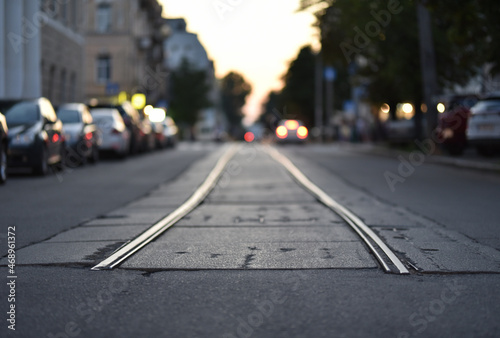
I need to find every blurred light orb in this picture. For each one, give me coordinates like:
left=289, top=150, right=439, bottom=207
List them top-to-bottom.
left=131, top=93, right=146, bottom=110
left=380, top=103, right=390, bottom=114
left=402, top=103, right=414, bottom=114
left=437, top=103, right=446, bottom=113
left=144, top=105, right=154, bottom=115
left=149, top=108, right=166, bottom=123
left=244, top=132, right=255, bottom=143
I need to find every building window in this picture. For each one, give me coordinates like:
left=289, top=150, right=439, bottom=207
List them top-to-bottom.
left=96, top=3, right=112, bottom=33
left=96, top=55, right=111, bottom=83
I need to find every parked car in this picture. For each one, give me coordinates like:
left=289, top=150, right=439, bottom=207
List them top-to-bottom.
left=436, top=95, right=479, bottom=155
left=467, top=95, right=500, bottom=156
left=5, top=98, right=65, bottom=175
left=91, top=101, right=142, bottom=154
left=57, top=103, right=100, bottom=166
left=90, top=108, right=130, bottom=158
left=0, top=112, right=8, bottom=184
left=162, top=116, right=178, bottom=148
left=385, top=117, right=427, bottom=144
left=139, top=118, right=155, bottom=152
left=150, top=119, right=167, bottom=149
left=275, top=119, right=309, bottom=143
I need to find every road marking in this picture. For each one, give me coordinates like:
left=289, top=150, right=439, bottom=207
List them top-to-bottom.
left=91, top=144, right=240, bottom=270
left=264, top=145, right=410, bottom=275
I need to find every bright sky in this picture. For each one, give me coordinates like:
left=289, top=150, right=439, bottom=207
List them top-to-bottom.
left=159, top=0, right=320, bottom=124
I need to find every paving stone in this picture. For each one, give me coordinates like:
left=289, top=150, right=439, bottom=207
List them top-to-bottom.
left=176, top=203, right=344, bottom=227
left=47, top=226, right=148, bottom=242
left=156, top=226, right=359, bottom=243
left=375, top=227, right=500, bottom=272
left=0, top=241, right=121, bottom=265
left=122, top=242, right=377, bottom=270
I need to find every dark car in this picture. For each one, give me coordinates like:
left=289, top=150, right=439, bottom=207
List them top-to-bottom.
left=436, top=95, right=479, bottom=155
left=5, top=98, right=65, bottom=175
left=90, top=101, right=142, bottom=154
left=57, top=103, right=100, bottom=166
left=0, top=112, right=8, bottom=184
left=275, top=119, right=309, bottom=143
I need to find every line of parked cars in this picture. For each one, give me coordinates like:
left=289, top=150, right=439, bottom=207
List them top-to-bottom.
left=385, top=94, right=500, bottom=157
left=436, top=94, right=500, bottom=156
left=0, top=97, right=178, bottom=184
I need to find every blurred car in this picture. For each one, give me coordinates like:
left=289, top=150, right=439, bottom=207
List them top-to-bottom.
left=436, top=95, right=479, bottom=155
left=467, top=95, right=500, bottom=156
left=5, top=98, right=65, bottom=175
left=91, top=101, right=142, bottom=154
left=57, top=103, right=100, bottom=166
left=90, top=108, right=130, bottom=158
left=0, top=112, right=8, bottom=184
left=162, top=116, right=178, bottom=148
left=385, top=117, right=427, bottom=144
left=139, top=118, right=155, bottom=152
left=275, top=119, right=308, bottom=143
left=149, top=120, right=167, bottom=149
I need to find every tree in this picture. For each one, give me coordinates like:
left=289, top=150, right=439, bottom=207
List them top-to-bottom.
left=300, top=0, right=499, bottom=96
left=300, top=0, right=498, bottom=138
left=280, top=46, right=316, bottom=128
left=170, top=59, right=212, bottom=127
left=220, top=71, right=252, bottom=134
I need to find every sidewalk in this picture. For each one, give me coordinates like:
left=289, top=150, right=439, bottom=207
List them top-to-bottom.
left=338, top=142, right=500, bottom=172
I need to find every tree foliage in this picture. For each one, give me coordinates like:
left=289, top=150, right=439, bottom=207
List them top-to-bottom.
left=300, top=0, right=500, bottom=107
left=280, top=46, right=316, bottom=127
left=170, top=59, right=212, bottom=126
left=220, top=71, right=252, bottom=129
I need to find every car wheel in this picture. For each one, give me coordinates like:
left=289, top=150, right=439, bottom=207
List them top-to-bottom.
left=0, top=144, right=7, bottom=184
left=446, top=144, right=465, bottom=156
left=53, top=145, right=66, bottom=172
left=89, top=145, right=99, bottom=164
left=476, top=146, right=495, bottom=157
left=35, top=147, right=49, bottom=176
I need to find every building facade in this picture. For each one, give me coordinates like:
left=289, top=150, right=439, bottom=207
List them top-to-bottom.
left=0, top=0, right=85, bottom=105
left=84, top=0, right=166, bottom=105
left=163, top=18, right=226, bottom=139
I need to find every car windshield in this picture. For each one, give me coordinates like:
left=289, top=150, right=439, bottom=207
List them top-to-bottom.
left=472, top=100, right=500, bottom=114
left=4, top=102, right=40, bottom=125
left=57, top=109, right=81, bottom=123
left=92, top=114, right=114, bottom=128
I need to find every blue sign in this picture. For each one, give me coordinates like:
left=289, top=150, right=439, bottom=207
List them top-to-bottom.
left=324, top=67, right=337, bottom=81
left=106, top=83, right=120, bottom=96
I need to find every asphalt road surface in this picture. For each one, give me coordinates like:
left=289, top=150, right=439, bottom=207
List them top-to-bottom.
left=1, top=142, right=499, bottom=337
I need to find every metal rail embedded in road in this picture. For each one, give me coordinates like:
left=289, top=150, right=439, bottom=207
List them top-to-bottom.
left=91, top=144, right=240, bottom=270
left=264, top=145, right=410, bottom=275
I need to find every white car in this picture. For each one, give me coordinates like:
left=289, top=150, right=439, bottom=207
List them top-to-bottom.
left=467, top=96, right=500, bottom=156
left=90, top=108, right=130, bottom=158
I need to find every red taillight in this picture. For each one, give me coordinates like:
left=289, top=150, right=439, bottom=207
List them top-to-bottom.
left=285, top=120, right=299, bottom=130
left=276, top=126, right=288, bottom=139
left=297, top=126, right=308, bottom=139
left=85, top=132, right=93, bottom=140
left=244, top=132, right=255, bottom=142
left=52, top=134, right=60, bottom=143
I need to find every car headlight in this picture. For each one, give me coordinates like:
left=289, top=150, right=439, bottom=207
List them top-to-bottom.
left=11, top=131, right=36, bottom=145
